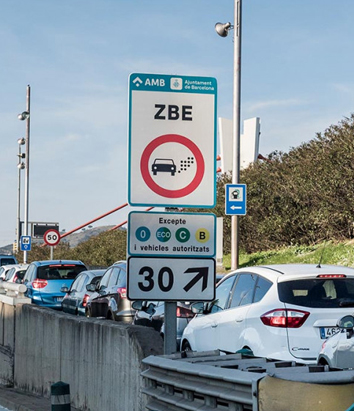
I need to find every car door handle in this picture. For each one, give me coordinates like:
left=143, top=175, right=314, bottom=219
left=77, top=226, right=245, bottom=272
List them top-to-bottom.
left=235, top=318, right=244, bottom=323
left=211, top=324, right=218, bottom=328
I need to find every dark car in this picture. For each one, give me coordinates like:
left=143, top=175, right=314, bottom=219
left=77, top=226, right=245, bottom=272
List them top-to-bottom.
left=151, top=158, right=176, bottom=176
left=0, top=255, right=18, bottom=267
left=22, top=260, right=87, bottom=309
left=85, top=261, right=135, bottom=323
left=61, top=269, right=105, bottom=316
left=132, top=274, right=225, bottom=349
left=133, top=300, right=194, bottom=349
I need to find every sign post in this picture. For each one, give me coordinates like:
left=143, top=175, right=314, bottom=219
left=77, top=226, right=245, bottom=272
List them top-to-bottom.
left=127, top=73, right=217, bottom=354
left=43, top=229, right=61, bottom=260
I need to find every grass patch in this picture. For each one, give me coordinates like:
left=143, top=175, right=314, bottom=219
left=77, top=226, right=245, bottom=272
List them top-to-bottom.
left=221, top=241, right=354, bottom=272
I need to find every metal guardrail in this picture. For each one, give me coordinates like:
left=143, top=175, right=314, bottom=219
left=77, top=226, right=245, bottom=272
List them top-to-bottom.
left=0, top=281, right=29, bottom=300
left=142, top=350, right=354, bottom=411
left=142, top=351, right=263, bottom=411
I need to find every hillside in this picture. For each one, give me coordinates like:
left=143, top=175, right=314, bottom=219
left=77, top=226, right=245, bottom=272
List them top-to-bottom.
left=0, top=225, right=116, bottom=255
left=59, top=225, right=117, bottom=247
left=217, top=240, right=354, bottom=273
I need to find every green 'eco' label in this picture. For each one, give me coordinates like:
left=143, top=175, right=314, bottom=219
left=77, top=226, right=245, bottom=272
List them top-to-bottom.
left=156, top=227, right=171, bottom=242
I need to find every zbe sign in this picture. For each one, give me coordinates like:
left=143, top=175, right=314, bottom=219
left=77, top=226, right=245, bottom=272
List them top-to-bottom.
left=128, top=73, right=217, bottom=208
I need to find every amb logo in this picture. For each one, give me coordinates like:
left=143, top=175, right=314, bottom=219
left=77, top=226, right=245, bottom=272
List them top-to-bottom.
left=132, top=76, right=165, bottom=87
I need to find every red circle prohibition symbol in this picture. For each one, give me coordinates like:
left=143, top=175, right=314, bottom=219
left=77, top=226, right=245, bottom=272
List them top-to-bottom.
left=140, top=134, right=205, bottom=198
left=43, top=229, right=61, bottom=246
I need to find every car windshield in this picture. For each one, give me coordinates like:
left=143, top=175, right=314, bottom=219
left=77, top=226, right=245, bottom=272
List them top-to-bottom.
left=154, top=159, right=174, bottom=165
left=1, top=258, right=16, bottom=265
left=37, top=264, right=86, bottom=280
left=5, top=268, right=15, bottom=281
left=278, top=278, right=354, bottom=308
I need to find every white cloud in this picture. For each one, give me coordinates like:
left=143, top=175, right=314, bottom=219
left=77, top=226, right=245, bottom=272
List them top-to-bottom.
left=331, top=83, right=354, bottom=94
left=246, top=98, right=307, bottom=112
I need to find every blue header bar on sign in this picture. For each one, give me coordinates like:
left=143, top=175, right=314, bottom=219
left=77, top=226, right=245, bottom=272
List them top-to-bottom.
left=129, top=73, right=217, bottom=94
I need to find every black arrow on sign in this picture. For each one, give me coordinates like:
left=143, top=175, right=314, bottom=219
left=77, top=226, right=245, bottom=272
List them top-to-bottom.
left=183, top=267, right=209, bottom=292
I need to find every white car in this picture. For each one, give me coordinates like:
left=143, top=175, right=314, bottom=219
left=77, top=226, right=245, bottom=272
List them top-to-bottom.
left=0, top=264, right=19, bottom=281
left=4, top=264, right=29, bottom=283
left=180, top=264, right=354, bottom=364
left=317, top=314, right=354, bottom=368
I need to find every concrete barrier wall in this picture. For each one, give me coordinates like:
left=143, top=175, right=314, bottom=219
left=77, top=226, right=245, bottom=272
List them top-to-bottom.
left=0, top=302, right=163, bottom=411
left=0, top=302, right=15, bottom=386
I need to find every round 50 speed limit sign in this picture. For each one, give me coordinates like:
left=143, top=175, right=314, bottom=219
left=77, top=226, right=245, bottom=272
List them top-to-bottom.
left=43, top=229, right=61, bottom=246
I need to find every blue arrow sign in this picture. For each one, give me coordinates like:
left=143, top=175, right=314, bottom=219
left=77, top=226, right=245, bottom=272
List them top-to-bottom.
left=225, top=184, right=247, bottom=216
left=20, top=235, right=32, bottom=251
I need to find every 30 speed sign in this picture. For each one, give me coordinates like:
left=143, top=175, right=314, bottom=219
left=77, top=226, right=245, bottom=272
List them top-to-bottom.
left=43, top=229, right=61, bottom=246
left=127, top=256, right=215, bottom=301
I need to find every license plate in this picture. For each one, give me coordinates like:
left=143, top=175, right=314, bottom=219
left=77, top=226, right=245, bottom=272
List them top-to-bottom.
left=56, top=297, right=64, bottom=302
left=320, top=327, right=339, bottom=339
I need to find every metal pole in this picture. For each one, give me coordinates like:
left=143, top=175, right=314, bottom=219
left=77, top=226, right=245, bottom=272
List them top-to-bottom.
left=231, top=0, right=242, bottom=270
left=23, top=85, right=31, bottom=264
left=17, top=144, right=22, bottom=250
left=164, top=302, right=177, bottom=355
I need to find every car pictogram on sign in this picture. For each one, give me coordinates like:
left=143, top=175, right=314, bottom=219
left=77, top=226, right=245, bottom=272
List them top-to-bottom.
left=152, top=158, right=176, bottom=176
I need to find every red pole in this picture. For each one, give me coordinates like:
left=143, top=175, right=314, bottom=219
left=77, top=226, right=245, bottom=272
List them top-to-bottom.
left=60, top=203, right=128, bottom=238
left=109, top=207, right=154, bottom=231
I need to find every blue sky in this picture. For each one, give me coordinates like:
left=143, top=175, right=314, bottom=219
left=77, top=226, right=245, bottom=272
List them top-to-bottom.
left=1, top=0, right=354, bottom=247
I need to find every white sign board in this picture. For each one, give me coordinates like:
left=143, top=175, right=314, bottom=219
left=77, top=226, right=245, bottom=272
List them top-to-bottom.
left=128, top=73, right=217, bottom=207
left=128, top=211, right=216, bottom=258
left=127, top=257, right=215, bottom=301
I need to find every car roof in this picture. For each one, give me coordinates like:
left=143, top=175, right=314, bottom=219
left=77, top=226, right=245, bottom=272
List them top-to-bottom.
left=31, top=260, right=85, bottom=266
left=112, top=261, right=126, bottom=267
left=0, top=264, right=19, bottom=269
left=6, top=264, right=28, bottom=270
left=223, top=264, right=354, bottom=282
left=80, top=269, right=105, bottom=275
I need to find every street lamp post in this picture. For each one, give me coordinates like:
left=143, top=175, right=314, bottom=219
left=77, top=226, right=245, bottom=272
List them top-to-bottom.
left=215, top=0, right=242, bottom=270
left=18, top=85, right=31, bottom=263
left=16, top=138, right=26, bottom=251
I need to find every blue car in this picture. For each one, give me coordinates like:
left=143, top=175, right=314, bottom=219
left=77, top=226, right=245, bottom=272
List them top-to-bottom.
left=22, top=260, right=87, bottom=309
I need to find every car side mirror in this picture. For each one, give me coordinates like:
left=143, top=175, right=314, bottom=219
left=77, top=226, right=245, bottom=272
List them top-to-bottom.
left=86, top=283, right=96, bottom=292
left=98, top=285, right=107, bottom=294
left=132, top=301, right=143, bottom=311
left=191, top=302, right=205, bottom=314
left=337, top=315, right=354, bottom=329
left=337, top=315, right=354, bottom=339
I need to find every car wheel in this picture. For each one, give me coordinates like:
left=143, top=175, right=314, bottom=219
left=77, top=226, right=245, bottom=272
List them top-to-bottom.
left=106, top=311, right=113, bottom=321
left=182, top=340, right=192, bottom=351
left=318, top=358, right=329, bottom=366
